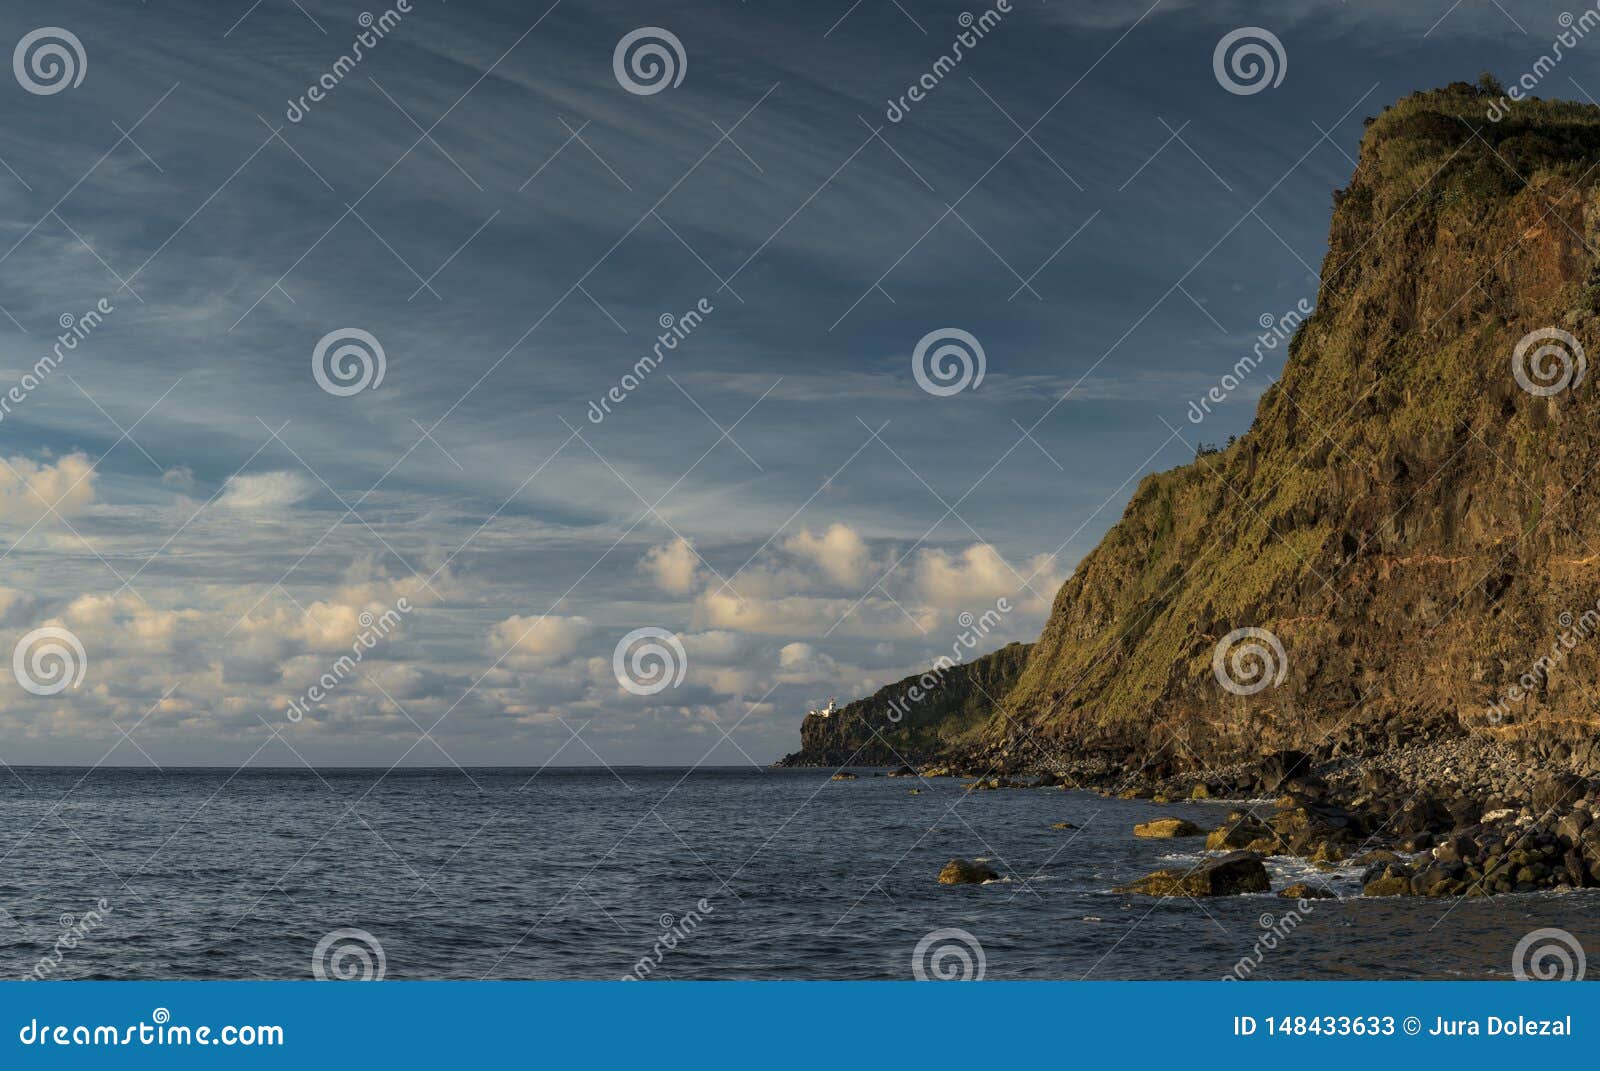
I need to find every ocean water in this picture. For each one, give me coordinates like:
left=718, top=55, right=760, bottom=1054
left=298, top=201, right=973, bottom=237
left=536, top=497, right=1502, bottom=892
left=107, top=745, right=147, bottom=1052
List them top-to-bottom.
left=0, top=766, right=1594, bottom=980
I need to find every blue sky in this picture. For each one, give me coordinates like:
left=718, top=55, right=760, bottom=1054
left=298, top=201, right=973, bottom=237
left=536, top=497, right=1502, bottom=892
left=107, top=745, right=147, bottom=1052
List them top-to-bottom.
left=0, top=0, right=1579, bottom=765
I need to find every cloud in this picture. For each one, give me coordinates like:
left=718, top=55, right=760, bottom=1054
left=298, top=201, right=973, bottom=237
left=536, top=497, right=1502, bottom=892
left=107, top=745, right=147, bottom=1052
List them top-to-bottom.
left=0, top=454, right=96, bottom=526
left=161, top=466, right=196, bottom=492
left=218, top=471, right=312, bottom=510
left=784, top=523, right=873, bottom=588
left=640, top=537, right=700, bottom=594
left=911, top=544, right=1063, bottom=612
left=694, top=587, right=936, bottom=638
left=488, top=614, right=594, bottom=667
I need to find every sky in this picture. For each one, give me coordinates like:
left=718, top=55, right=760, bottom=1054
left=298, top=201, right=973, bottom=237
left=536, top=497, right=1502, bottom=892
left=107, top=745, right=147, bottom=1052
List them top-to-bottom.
left=0, top=0, right=1583, bottom=766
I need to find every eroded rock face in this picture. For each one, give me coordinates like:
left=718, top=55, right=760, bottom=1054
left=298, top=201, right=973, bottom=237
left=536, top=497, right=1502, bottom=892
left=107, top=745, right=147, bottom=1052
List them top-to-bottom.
left=1118, top=852, right=1270, bottom=897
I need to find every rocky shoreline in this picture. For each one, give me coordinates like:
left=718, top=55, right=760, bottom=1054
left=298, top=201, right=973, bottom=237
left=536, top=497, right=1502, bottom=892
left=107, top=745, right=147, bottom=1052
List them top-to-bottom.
left=828, top=729, right=1600, bottom=900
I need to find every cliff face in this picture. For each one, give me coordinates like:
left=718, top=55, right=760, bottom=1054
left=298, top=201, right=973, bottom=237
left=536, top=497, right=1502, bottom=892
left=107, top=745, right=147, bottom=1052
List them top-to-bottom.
left=1001, top=83, right=1600, bottom=775
left=790, top=84, right=1600, bottom=775
left=778, top=643, right=1031, bottom=766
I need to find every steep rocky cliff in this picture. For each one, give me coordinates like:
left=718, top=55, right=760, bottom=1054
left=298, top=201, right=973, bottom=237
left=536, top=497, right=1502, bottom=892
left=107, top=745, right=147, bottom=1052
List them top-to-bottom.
left=1004, top=81, right=1600, bottom=775
left=789, top=83, right=1600, bottom=777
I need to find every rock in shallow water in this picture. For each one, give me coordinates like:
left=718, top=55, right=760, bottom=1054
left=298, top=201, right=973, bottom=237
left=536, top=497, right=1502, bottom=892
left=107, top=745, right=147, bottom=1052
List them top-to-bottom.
left=1133, top=818, right=1203, bottom=838
left=1116, top=851, right=1270, bottom=896
left=938, top=858, right=999, bottom=885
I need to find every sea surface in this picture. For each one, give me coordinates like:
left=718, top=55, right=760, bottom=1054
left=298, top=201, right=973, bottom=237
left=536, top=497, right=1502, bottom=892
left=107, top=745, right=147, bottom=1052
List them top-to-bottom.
left=0, top=766, right=1595, bottom=980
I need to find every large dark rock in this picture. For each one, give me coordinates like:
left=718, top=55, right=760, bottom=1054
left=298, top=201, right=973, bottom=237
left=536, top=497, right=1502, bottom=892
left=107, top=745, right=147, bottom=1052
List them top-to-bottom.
left=1257, top=750, right=1315, bottom=794
left=1533, top=774, right=1589, bottom=816
left=1206, top=811, right=1274, bottom=850
left=1133, top=818, right=1203, bottom=838
left=1117, top=851, right=1270, bottom=897
left=938, top=858, right=999, bottom=885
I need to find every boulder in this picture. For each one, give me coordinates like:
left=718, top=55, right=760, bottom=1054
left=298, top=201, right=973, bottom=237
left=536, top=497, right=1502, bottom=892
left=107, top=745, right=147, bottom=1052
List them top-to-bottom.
left=1257, top=750, right=1315, bottom=793
left=887, top=765, right=917, bottom=777
left=830, top=772, right=858, bottom=781
left=1533, top=773, right=1589, bottom=815
left=1556, top=810, right=1591, bottom=845
left=1206, top=812, right=1274, bottom=851
left=1133, top=818, right=1203, bottom=838
left=1051, top=822, right=1078, bottom=830
left=1352, top=849, right=1402, bottom=866
left=1117, top=851, right=1270, bottom=897
left=938, top=858, right=999, bottom=885
left=1361, top=875, right=1415, bottom=897
left=1278, top=883, right=1336, bottom=900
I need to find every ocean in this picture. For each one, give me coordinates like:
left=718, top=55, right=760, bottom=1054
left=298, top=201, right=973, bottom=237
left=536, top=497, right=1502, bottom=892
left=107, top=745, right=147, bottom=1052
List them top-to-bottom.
left=0, top=767, right=1591, bottom=980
